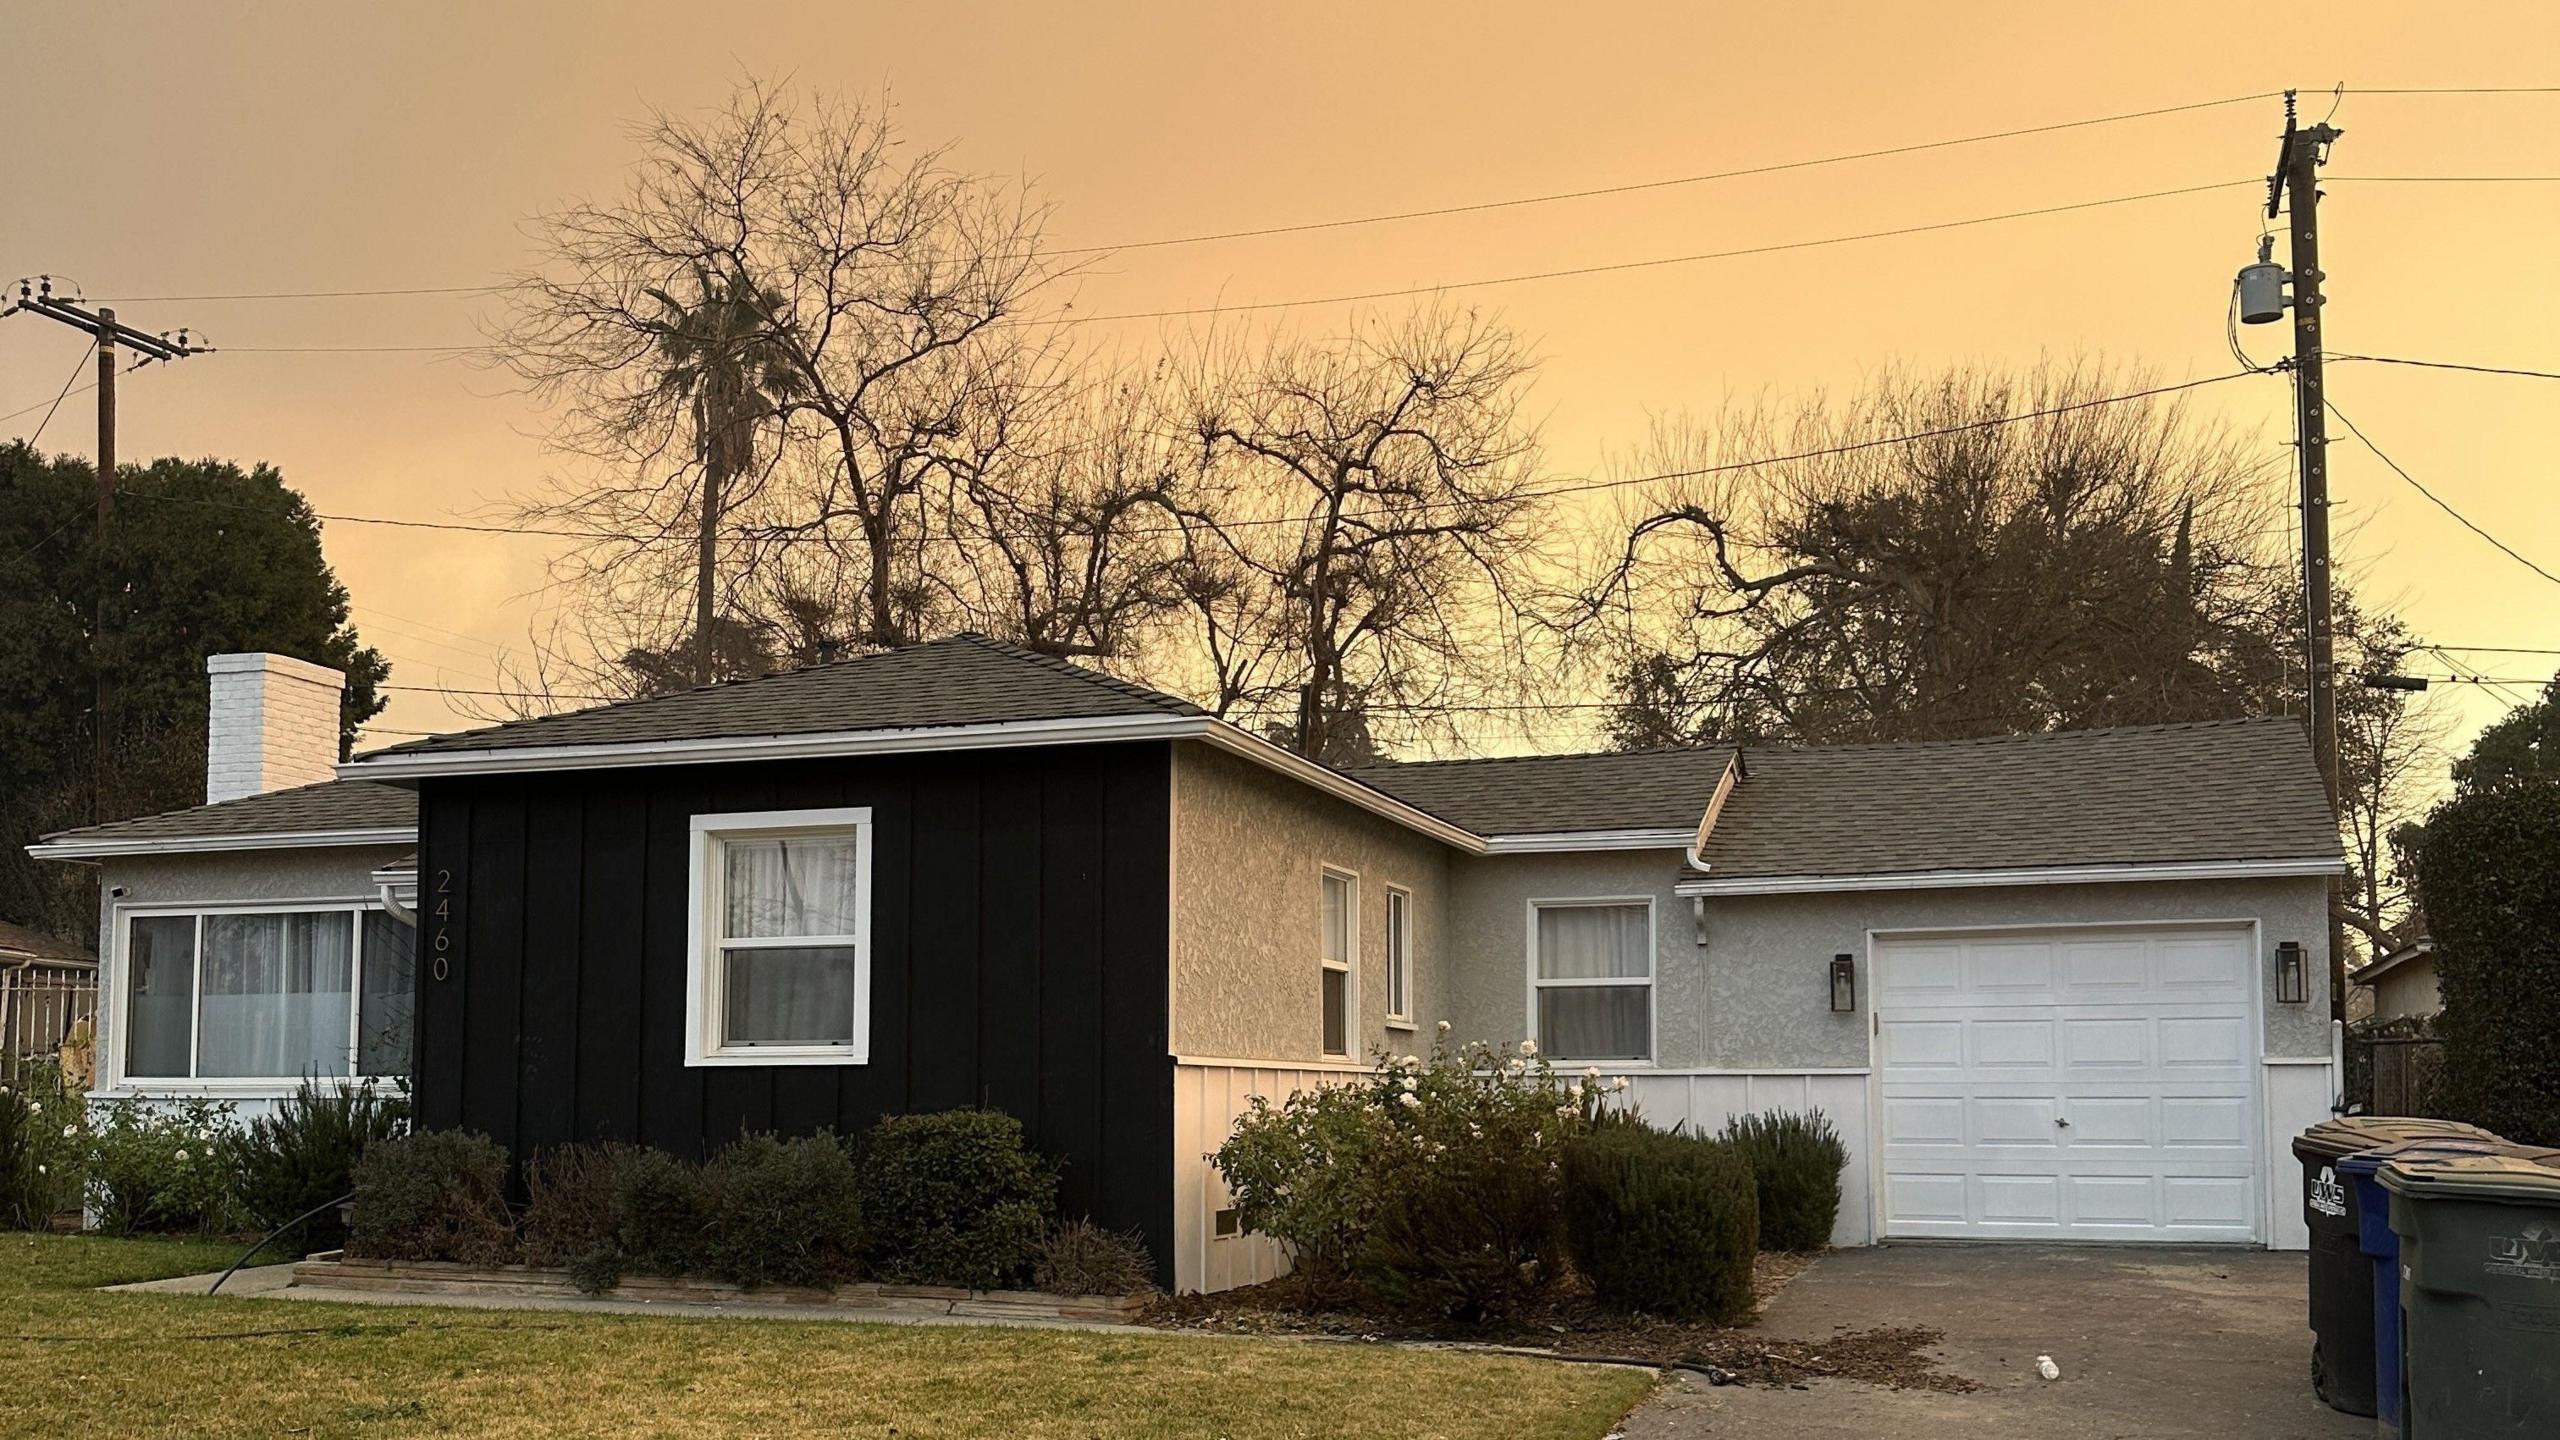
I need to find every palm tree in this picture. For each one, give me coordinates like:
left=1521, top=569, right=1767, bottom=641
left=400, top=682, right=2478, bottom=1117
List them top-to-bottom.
left=639, top=267, right=804, bottom=685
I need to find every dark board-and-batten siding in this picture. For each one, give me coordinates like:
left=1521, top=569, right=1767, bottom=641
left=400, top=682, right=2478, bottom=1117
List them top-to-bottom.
left=411, top=741, right=1176, bottom=1281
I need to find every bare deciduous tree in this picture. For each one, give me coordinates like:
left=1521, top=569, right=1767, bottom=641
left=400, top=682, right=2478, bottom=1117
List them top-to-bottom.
left=493, top=79, right=1080, bottom=688
left=1169, top=307, right=1551, bottom=763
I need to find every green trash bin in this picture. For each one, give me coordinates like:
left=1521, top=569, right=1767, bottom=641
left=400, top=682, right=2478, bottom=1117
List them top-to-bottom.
left=2291, top=1116, right=2498, bottom=1414
left=2382, top=1147, right=2560, bottom=1437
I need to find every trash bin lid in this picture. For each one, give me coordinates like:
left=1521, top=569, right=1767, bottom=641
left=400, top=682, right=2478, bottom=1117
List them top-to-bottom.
left=2294, top=1115, right=2497, bottom=1161
left=2338, top=1134, right=2509, bottom=1180
left=2380, top=1147, right=2560, bottom=1203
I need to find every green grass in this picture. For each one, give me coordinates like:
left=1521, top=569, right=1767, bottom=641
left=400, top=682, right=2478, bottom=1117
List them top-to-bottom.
left=0, top=1234, right=1653, bottom=1439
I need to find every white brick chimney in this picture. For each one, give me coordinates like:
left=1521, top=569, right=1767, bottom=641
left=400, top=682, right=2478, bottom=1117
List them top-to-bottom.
left=205, top=653, right=347, bottom=803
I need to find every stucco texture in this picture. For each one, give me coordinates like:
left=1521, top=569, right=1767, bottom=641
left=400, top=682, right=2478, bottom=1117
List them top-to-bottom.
left=1170, top=743, right=1450, bottom=1063
left=1443, top=850, right=1703, bottom=1064
left=1441, top=861, right=2333, bottom=1069
left=1694, top=876, right=2336, bottom=1068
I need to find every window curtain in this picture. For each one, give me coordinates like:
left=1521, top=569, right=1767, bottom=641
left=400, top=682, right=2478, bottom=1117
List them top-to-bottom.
left=722, top=835, right=862, bottom=1045
left=724, top=837, right=860, bottom=939
left=1535, top=904, right=1651, bottom=1060
left=359, top=911, right=418, bottom=1077
left=198, top=912, right=354, bottom=1078
left=124, top=916, right=197, bottom=1078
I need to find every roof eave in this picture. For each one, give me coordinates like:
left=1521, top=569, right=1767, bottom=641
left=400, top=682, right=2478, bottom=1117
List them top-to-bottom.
left=343, top=711, right=1488, bottom=853
left=25, top=826, right=420, bottom=863
left=1478, top=827, right=1695, bottom=854
left=1674, top=855, right=2347, bottom=897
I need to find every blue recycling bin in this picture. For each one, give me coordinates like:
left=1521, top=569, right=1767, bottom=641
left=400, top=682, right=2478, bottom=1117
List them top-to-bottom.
left=2338, top=1135, right=2512, bottom=1437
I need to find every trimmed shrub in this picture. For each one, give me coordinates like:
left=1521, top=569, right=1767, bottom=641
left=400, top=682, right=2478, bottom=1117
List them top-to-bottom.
left=2416, top=778, right=2560, bottom=1144
left=223, top=1081, right=409, bottom=1254
left=1211, top=1082, right=1390, bottom=1298
left=84, top=1096, right=238, bottom=1236
left=857, top=1109, right=1055, bottom=1289
left=1718, top=1110, right=1848, bottom=1253
left=1562, top=1123, right=1758, bottom=1322
left=347, top=1129, right=514, bottom=1265
left=700, top=1132, right=863, bottom=1289
left=522, top=1141, right=641, bottom=1271
left=611, top=1146, right=711, bottom=1280
left=1033, top=1218, right=1158, bottom=1296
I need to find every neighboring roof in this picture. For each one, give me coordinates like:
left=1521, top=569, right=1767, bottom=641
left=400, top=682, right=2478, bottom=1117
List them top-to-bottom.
left=358, top=633, right=1204, bottom=760
left=1691, top=717, right=2340, bottom=887
left=1347, top=748, right=1736, bottom=839
left=27, top=779, right=417, bottom=860
left=0, top=919, right=93, bottom=967
left=2355, top=936, right=2435, bottom=988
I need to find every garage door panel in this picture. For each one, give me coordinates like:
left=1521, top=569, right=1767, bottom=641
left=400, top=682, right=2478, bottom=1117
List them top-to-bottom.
left=1878, top=925, right=2259, bottom=1244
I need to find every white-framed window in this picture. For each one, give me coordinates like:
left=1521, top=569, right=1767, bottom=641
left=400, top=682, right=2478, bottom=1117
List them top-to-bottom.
left=685, top=807, right=873, bottom=1067
left=1320, top=867, right=1355, bottom=1057
left=1384, top=886, right=1414, bottom=1026
left=1528, top=898, right=1654, bottom=1062
left=116, top=901, right=416, bottom=1085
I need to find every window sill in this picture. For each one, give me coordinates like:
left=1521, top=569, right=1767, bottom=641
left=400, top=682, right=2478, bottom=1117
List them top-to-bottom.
left=1384, top=1018, right=1417, bottom=1031
left=685, top=1047, right=870, bottom=1068
left=94, top=1077, right=400, bottom=1102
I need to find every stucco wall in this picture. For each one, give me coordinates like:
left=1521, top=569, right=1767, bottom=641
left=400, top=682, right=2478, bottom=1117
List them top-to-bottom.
left=1171, top=743, right=1451, bottom=1063
left=1444, top=849, right=1704, bottom=1064
left=1442, top=862, right=2334, bottom=1068
left=1696, top=875, right=2337, bottom=1067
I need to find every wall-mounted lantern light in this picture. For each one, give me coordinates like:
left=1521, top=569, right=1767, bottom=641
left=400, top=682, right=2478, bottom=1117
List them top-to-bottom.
left=2275, top=941, right=2309, bottom=1005
left=1830, top=953, right=1857, bottom=1013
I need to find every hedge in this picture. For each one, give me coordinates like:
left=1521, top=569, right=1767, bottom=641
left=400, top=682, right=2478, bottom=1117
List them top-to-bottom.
left=2416, top=778, right=2560, bottom=1145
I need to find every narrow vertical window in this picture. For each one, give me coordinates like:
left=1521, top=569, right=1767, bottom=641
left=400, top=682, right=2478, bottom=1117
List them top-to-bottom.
left=1320, top=870, right=1353, bottom=1057
left=1385, top=887, right=1412, bottom=1023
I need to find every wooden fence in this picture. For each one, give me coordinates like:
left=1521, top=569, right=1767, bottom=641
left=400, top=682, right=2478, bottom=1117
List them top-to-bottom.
left=0, top=967, right=96, bottom=1085
left=2346, top=1033, right=2450, bottom=1118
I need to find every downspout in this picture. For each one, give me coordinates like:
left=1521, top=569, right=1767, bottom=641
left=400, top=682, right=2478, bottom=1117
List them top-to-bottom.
left=1687, top=750, right=1746, bottom=946
left=377, top=880, right=417, bottom=926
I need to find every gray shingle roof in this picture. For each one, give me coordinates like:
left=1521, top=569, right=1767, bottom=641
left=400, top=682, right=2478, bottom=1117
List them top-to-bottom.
left=359, top=633, right=1203, bottom=758
left=1699, top=717, right=2338, bottom=879
left=1346, top=748, right=1736, bottom=837
left=33, top=779, right=417, bottom=849
left=0, top=919, right=93, bottom=965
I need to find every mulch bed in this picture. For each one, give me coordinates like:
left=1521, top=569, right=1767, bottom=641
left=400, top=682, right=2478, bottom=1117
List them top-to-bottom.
left=1141, top=1253, right=1974, bottom=1394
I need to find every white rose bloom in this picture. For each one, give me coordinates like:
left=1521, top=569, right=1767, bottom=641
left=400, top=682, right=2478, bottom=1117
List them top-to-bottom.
left=1436, top=1020, right=1451, bottom=1034
left=1518, top=1039, right=1538, bottom=1057
left=1583, top=1066, right=1603, bottom=1081
left=1567, top=1084, right=1584, bottom=1101
left=1398, top=1092, right=1421, bottom=1109
left=26, top=1102, right=39, bottom=1116
left=1555, top=1105, right=1576, bottom=1119
left=63, top=1125, right=75, bottom=1138
left=174, top=1149, right=189, bottom=1162
left=34, top=1165, right=44, bottom=1176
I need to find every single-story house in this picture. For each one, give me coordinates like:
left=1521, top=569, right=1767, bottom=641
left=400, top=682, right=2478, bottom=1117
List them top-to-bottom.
left=32, top=637, right=2346, bottom=1292
left=2353, top=936, right=2439, bottom=1021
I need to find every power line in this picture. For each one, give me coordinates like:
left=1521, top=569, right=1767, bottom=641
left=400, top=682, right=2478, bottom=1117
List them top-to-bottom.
left=1048, top=180, right=2258, bottom=325
left=92, top=284, right=497, bottom=303
left=19, top=340, right=97, bottom=446
left=2329, top=353, right=2560, bottom=382
left=112, top=369, right=2259, bottom=543
left=0, top=378, right=100, bottom=426
left=2326, top=399, right=2560, bottom=587
left=2425, top=644, right=2560, bottom=657
left=382, top=683, right=618, bottom=702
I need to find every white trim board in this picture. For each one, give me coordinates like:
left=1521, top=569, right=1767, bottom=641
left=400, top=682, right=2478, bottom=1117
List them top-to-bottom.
left=27, top=826, right=417, bottom=862
left=1480, top=829, right=1694, bottom=855
left=1677, top=856, right=2344, bottom=897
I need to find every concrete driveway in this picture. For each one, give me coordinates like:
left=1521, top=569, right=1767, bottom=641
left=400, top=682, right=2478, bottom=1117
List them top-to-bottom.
left=1620, top=1245, right=2364, bottom=1440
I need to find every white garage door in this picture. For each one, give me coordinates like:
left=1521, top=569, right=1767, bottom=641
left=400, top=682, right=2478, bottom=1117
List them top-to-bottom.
left=1876, top=925, right=2259, bottom=1242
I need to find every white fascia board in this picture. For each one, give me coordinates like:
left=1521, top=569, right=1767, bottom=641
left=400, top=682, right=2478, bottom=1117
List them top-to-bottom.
left=341, top=710, right=1489, bottom=852
left=341, top=713, right=1210, bottom=779
left=1193, top=724, right=1485, bottom=852
left=26, top=827, right=419, bottom=862
left=1479, top=828, right=1695, bottom=854
left=1674, top=855, right=2346, bottom=897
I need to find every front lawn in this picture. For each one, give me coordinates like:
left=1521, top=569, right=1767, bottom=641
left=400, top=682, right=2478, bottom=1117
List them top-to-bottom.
left=0, top=1234, right=1652, bottom=1440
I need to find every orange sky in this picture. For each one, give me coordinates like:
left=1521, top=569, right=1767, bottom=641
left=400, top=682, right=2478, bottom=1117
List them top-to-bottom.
left=4, top=2, right=2555, bottom=776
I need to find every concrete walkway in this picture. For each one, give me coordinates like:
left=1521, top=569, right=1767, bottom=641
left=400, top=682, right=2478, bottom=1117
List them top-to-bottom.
left=1621, top=1245, right=2365, bottom=1440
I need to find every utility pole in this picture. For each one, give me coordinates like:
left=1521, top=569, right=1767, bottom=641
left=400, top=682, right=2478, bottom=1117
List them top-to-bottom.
left=2243, top=92, right=2346, bottom=1016
left=4, top=277, right=206, bottom=821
